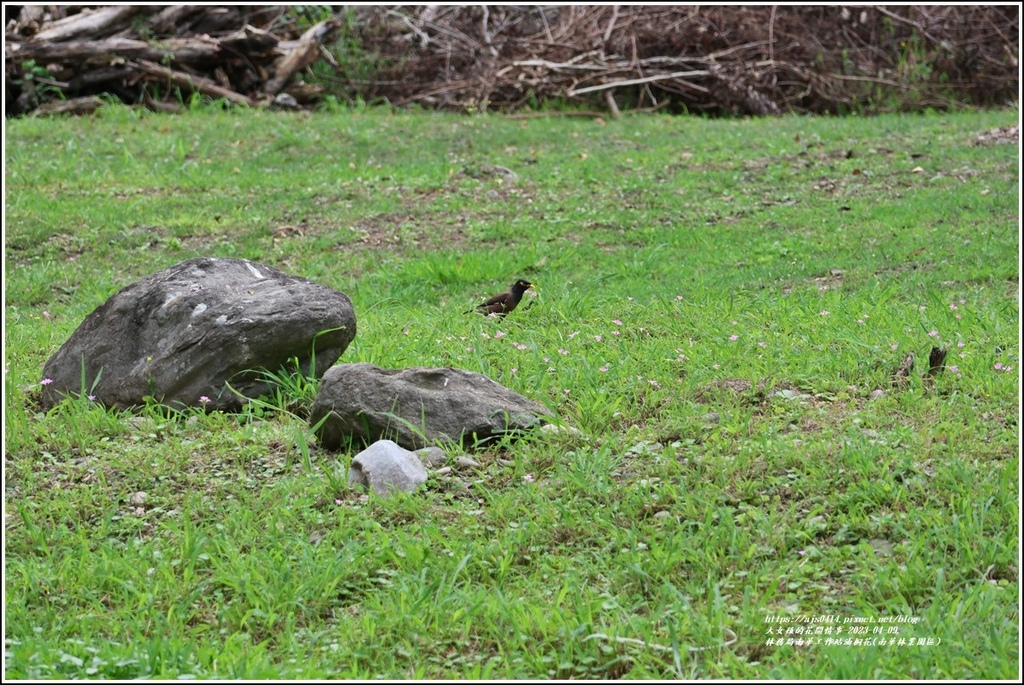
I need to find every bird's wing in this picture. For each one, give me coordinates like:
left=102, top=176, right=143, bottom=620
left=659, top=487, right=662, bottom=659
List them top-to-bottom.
left=477, top=293, right=511, bottom=309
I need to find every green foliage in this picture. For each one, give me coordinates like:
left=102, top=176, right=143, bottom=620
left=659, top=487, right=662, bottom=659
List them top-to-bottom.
left=284, top=6, right=395, bottom=108
left=15, top=60, right=66, bottom=108
left=3, top=106, right=1019, bottom=679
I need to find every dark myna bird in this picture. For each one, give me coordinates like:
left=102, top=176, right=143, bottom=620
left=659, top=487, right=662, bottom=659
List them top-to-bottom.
left=469, top=279, right=534, bottom=317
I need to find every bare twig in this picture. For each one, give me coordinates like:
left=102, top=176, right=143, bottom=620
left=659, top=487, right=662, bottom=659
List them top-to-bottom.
left=480, top=5, right=498, bottom=58
left=602, top=5, right=620, bottom=48
left=868, top=5, right=943, bottom=46
left=569, top=70, right=710, bottom=95
left=604, top=89, right=621, bottom=118
left=583, top=627, right=738, bottom=654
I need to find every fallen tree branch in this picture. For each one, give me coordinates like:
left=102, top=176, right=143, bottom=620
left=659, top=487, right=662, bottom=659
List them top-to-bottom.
left=30, top=6, right=158, bottom=43
left=264, top=17, right=341, bottom=95
left=7, top=37, right=221, bottom=65
left=130, top=59, right=255, bottom=106
left=30, top=95, right=104, bottom=117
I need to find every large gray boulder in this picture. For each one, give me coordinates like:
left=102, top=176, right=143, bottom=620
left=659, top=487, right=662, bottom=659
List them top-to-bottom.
left=40, top=257, right=356, bottom=411
left=311, top=363, right=553, bottom=450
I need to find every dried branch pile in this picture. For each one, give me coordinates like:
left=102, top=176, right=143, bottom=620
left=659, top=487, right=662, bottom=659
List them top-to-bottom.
left=5, top=5, right=340, bottom=116
left=5, top=5, right=1019, bottom=118
left=351, top=5, right=1019, bottom=115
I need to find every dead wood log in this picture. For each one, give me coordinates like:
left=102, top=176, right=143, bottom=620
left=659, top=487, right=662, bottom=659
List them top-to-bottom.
left=13, top=5, right=46, bottom=37
left=31, top=6, right=159, bottom=43
left=149, top=6, right=208, bottom=36
left=264, top=17, right=341, bottom=95
left=219, top=25, right=281, bottom=55
left=7, top=37, right=222, bottom=66
left=130, top=59, right=255, bottom=106
left=69, top=67, right=135, bottom=91
left=141, top=92, right=186, bottom=114
left=30, top=95, right=104, bottom=117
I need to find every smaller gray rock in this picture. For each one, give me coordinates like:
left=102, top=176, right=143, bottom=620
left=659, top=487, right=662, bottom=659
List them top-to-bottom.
left=311, top=363, right=553, bottom=450
left=701, top=412, right=721, bottom=424
left=348, top=440, right=428, bottom=496
left=415, top=446, right=447, bottom=469
left=455, top=456, right=482, bottom=471
left=436, top=466, right=453, bottom=476
left=129, top=491, right=147, bottom=507
left=653, top=510, right=672, bottom=519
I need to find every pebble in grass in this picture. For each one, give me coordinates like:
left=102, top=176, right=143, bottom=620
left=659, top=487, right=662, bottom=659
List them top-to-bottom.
left=348, top=440, right=428, bottom=496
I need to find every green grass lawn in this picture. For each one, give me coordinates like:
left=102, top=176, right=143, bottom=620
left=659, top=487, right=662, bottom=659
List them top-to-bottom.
left=3, top=104, right=1019, bottom=679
